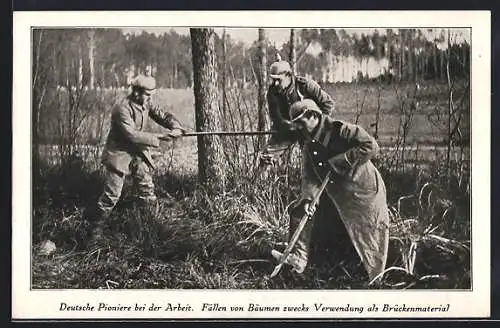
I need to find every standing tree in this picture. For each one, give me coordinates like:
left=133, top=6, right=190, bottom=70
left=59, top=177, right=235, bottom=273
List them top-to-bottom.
left=190, top=28, right=226, bottom=190
left=257, top=28, right=268, bottom=149
left=32, top=29, right=48, bottom=177
left=88, top=29, right=95, bottom=89
left=221, top=29, right=228, bottom=117
left=289, top=29, right=297, bottom=75
left=398, top=29, right=406, bottom=81
left=407, top=29, right=414, bottom=82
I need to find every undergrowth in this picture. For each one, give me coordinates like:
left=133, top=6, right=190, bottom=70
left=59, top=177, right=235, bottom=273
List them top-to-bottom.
left=32, top=149, right=470, bottom=290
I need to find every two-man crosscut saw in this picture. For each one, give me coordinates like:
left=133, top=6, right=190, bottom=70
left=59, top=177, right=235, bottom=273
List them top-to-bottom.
left=159, top=130, right=278, bottom=140
left=147, top=131, right=277, bottom=169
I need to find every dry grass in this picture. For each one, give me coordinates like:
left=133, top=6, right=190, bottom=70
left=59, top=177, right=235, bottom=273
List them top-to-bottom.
left=376, top=182, right=470, bottom=289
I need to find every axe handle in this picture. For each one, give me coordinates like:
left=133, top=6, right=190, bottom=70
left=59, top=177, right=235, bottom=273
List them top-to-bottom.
left=270, top=170, right=332, bottom=278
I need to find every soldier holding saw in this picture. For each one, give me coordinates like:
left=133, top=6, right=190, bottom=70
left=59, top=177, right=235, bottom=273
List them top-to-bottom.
left=260, top=59, right=335, bottom=164
left=84, top=75, right=186, bottom=246
left=271, top=99, right=390, bottom=282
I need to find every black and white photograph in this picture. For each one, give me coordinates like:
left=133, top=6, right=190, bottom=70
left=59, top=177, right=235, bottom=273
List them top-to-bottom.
left=12, top=11, right=491, bottom=319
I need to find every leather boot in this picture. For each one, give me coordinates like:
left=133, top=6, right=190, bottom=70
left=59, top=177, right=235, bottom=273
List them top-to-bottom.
left=84, top=206, right=107, bottom=249
left=271, top=249, right=307, bottom=274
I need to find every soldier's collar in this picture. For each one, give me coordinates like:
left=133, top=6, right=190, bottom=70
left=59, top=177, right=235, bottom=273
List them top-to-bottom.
left=280, top=76, right=296, bottom=95
left=129, top=100, right=146, bottom=111
left=311, top=115, right=332, bottom=148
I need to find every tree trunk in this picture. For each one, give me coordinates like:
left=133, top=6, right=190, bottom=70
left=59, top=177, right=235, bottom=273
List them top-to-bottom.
left=190, top=28, right=226, bottom=189
left=222, top=28, right=227, bottom=119
left=257, top=28, right=268, bottom=148
left=32, top=29, right=44, bottom=177
left=289, top=29, right=297, bottom=75
left=446, top=29, right=453, bottom=188
left=88, top=30, right=95, bottom=89
left=399, top=30, right=405, bottom=81
left=408, top=31, right=414, bottom=82
left=433, top=44, right=438, bottom=79
left=242, top=47, right=247, bottom=88
left=78, top=48, right=83, bottom=88
left=440, top=49, right=445, bottom=81
left=326, top=51, right=334, bottom=82
left=174, top=62, right=178, bottom=88
left=170, top=63, right=174, bottom=88
left=100, top=64, right=105, bottom=88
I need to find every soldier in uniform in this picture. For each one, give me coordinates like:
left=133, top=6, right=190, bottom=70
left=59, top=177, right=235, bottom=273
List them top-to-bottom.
left=261, top=60, right=335, bottom=163
left=85, top=75, right=186, bottom=244
left=271, top=99, right=390, bottom=282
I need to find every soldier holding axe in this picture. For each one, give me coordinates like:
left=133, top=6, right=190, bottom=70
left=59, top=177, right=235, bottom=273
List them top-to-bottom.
left=270, top=99, right=390, bottom=282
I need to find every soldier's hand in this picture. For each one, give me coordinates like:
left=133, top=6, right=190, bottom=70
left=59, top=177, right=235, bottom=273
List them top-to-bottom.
left=279, top=120, right=299, bottom=133
left=168, top=128, right=184, bottom=139
left=157, top=133, right=173, bottom=141
left=259, top=153, right=276, bottom=166
left=289, top=198, right=315, bottom=218
left=304, top=202, right=316, bottom=217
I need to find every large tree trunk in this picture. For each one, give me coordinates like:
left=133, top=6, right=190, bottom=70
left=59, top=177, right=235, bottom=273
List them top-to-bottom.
left=190, top=28, right=226, bottom=189
left=257, top=28, right=268, bottom=148
left=289, top=29, right=297, bottom=75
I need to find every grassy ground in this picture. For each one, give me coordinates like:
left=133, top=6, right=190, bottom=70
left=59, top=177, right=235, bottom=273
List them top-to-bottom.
left=32, top=80, right=471, bottom=289
left=32, top=149, right=470, bottom=290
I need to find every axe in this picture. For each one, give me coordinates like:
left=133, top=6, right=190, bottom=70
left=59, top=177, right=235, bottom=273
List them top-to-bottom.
left=270, top=169, right=332, bottom=278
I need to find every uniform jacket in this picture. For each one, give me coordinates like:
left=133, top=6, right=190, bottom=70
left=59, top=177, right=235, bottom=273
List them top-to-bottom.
left=267, top=76, right=335, bottom=128
left=102, top=97, right=183, bottom=175
left=299, top=115, right=389, bottom=281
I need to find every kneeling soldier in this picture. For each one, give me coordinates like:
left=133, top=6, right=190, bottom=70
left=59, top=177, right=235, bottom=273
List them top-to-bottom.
left=272, top=99, right=390, bottom=282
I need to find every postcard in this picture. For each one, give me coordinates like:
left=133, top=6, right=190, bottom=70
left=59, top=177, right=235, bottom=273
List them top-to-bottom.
left=12, top=10, right=491, bottom=320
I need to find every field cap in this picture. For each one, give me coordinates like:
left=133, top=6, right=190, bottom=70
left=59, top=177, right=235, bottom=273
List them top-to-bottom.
left=269, top=60, right=292, bottom=78
left=132, top=75, right=156, bottom=91
left=290, top=99, right=322, bottom=122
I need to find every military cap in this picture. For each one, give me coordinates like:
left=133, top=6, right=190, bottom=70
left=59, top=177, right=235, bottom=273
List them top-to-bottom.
left=269, top=60, right=292, bottom=78
left=132, top=75, right=156, bottom=91
left=290, top=99, right=322, bottom=122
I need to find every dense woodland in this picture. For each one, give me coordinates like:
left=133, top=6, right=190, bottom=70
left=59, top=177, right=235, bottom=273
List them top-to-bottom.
left=32, top=28, right=470, bottom=89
